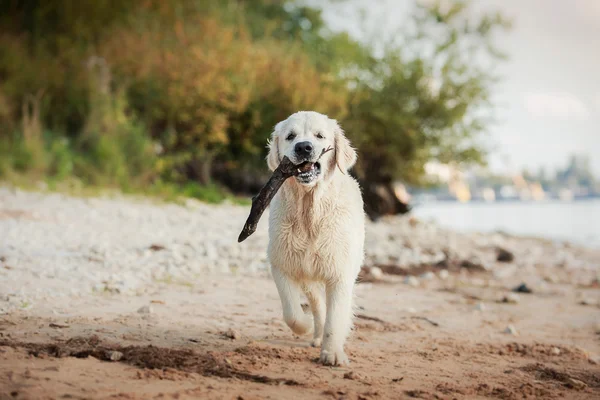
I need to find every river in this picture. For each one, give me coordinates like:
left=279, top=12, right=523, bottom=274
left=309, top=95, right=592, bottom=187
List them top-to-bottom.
left=412, top=199, right=600, bottom=248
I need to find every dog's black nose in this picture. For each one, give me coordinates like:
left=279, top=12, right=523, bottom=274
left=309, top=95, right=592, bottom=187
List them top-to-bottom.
left=294, top=141, right=313, bottom=157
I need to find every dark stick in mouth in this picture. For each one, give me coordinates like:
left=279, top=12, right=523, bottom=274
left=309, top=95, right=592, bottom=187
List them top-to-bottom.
left=237, top=146, right=333, bottom=243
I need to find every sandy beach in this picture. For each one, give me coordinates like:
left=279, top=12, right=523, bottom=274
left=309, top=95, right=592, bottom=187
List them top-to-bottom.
left=1, top=188, right=599, bottom=399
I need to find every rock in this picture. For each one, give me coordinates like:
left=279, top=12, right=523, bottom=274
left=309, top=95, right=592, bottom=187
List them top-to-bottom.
left=496, top=247, right=514, bottom=263
left=460, top=259, right=486, bottom=272
left=369, top=267, right=383, bottom=281
left=438, top=269, right=449, bottom=280
left=420, top=271, right=436, bottom=281
left=404, top=276, right=420, bottom=287
left=512, top=283, right=533, bottom=294
left=502, top=293, right=520, bottom=304
left=579, top=298, right=598, bottom=306
left=475, top=302, right=486, bottom=311
left=137, top=305, right=153, bottom=314
left=49, top=323, right=70, bottom=329
left=503, top=325, right=518, bottom=336
left=224, top=328, right=241, bottom=340
left=551, top=347, right=561, bottom=356
left=107, top=351, right=123, bottom=361
left=343, top=371, right=371, bottom=384
left=343, top=371, right=362, bottom=380
left=565, top=378, right=587, bottom=390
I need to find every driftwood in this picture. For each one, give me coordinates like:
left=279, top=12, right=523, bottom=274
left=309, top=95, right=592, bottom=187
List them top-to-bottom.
left=238, top=147, right=333, bottom=243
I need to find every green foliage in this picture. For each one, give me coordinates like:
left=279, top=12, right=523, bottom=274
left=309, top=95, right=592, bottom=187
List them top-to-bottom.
left=0, top=0, right=510, bottom=200
left=343, top=0, right=510, bottom=184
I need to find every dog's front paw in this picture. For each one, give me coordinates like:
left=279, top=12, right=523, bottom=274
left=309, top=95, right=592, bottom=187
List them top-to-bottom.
left=319, top=348, right=349, bottom=366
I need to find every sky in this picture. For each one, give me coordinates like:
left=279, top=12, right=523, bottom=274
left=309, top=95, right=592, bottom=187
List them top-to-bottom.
left=309, top=0, right=600, bottom=176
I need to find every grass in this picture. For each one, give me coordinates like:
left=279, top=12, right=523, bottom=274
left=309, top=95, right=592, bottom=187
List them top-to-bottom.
left=0, top=129, right=252, bottom=207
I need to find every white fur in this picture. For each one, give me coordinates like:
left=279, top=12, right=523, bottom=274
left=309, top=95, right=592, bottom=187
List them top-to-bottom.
left=266, top=111, right=365, bottom=366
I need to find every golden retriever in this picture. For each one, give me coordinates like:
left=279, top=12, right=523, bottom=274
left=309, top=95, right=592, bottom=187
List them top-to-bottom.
left=266, top=111, right=365, bottom=366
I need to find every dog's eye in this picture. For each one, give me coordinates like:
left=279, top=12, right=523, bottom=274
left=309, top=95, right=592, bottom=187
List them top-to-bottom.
left=286, top=132, right=296, bottom=141
left=316, top=132, right=325, bottom=139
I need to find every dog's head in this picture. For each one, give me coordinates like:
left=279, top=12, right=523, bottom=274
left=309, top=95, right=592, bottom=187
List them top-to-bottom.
left=266, top=111, right=356, bottom=186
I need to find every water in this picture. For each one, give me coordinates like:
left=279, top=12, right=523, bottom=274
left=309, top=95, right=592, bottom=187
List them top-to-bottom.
left=412, top=199, right=600, bottom=248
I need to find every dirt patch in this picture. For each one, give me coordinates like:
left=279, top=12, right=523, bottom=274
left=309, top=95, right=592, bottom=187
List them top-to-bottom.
left=354, top=314, right=411, bottom=333
left=0, top=335, right=302, bottom=387
left=488, top=342, right=590, bottom=361
left=521, top=363, right=600, bottom=389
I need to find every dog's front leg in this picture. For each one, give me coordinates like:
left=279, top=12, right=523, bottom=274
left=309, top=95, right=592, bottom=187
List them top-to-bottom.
left=271, top=267, right=313, bottom=335
left=319, top=279, right=354, bottom=366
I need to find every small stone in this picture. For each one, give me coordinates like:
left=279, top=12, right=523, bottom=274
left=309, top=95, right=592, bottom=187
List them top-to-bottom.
left=496, top=247, right=514, bottom=263
left=460, top=259, right=486, bottom=272
left=369, top=267, right=383, bottom=280
left=438, top=269, right=449, bottom=280
left=420, top=271, right=436, bottom=281
left=404, top=276, right=420, bottom=287
left=512, top=283, right=533, bottom=294
left=502, top=293, right=520, bottom=304
left=579, top=298, right=598, bottom=306
left=475, top=302, right=486, bottom=311
left=137, top=305, right=153, bottom=314
left=49, top=323, right=70, bottom=329
left=504, top=325, right=518, bottom=336
left=225, top=328, right=241, bottom=340
left=551, top=347, right=561, bottom=356
left=108, top=351, right=123, bottom=361
left=343, top=371, right=362, bottom=380
left=343, top=371, right=371, bottom=384
left=565, top=378, right=587, bottom=390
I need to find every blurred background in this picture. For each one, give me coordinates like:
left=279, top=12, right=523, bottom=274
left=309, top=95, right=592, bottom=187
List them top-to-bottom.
left=1, top=0, right=598, bottom=245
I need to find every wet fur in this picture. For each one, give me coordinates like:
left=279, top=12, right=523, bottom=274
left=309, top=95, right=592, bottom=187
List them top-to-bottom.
left=266, top=111, right=365, bottom=366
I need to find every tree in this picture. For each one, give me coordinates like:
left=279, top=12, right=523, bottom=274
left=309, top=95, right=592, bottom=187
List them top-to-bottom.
left=343, top=1, right=511, bottom=188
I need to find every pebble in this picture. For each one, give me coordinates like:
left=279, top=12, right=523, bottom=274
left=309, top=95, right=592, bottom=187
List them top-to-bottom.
left=496, top=247, right=515, bottom=263
left=368, top=267, right=383, bottom=280
left=438, top=269, right=449, bottom=280
left=420, top=271, right=436, bottom=281
left=404, top=276, right=420, bottom=287
left=512, top=283, right=533, bottom=294
left=502, top=293, right=520, bottom=304
left=578, top=297, right=598, bottom=306
left=475, top=302, right=486, bottom=312
left=137, top=305, right=153, bottom=314
left=503, top=325, right=519, bottom=336
left=225, top=328, right=241, bottom=340
left=551, top=347, right=561, bottom=356
left=107, top=351, right=124, bottom=361
left=566, top=378, right=587, bottom=390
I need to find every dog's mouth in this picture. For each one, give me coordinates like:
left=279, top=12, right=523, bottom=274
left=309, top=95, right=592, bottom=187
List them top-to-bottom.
left=295, top=162, right=321, bottom=184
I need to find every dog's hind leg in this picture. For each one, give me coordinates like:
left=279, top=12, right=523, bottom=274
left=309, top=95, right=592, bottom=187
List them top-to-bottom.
left=271, top=267, right=312, bottom=335
left=302, top=283, right=326, bottom=347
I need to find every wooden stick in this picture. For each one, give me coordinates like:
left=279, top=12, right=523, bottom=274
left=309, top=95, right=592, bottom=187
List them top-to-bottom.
left=237, top=147, right=333, bottom=243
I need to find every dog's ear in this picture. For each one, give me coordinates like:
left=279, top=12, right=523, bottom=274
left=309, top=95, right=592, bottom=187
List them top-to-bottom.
left=333, top=120, right=357, bottom=174
left=266, top=122, right=283, bottom=171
